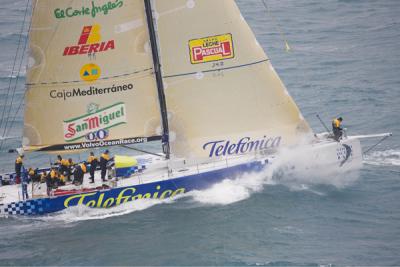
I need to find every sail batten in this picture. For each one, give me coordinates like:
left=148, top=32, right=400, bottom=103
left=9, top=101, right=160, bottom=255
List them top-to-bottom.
left=23, top=0, right=164, bottom=152
left=163, top=59, right=270, bottom=79
left=26, top=68, right=154, bottom=86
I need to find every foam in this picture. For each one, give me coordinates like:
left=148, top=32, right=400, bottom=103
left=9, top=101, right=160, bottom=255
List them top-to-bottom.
left=189, top=144, right=360, bottom=206
left=363, top=149, right=400, bottom=167
left=36, top=198, right=176, bottom=223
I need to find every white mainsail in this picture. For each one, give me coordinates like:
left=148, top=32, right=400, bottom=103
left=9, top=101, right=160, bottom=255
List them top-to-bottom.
left=24, top=0, right=162, bottom=152
left=154, top=0, right=312, bottom=159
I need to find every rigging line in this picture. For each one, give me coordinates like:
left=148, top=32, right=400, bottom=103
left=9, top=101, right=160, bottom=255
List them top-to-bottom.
left=0, top=0, right=31, bottom=133
left=0, top=0, right=32, bottom=150
left=260, top=0, right=328, bottom=126
left=261, top=0, right=291, bottom=53
left=0, top=4, right=32, bottom=150
left=163, top=59, right=270, bottom=79
left=3, top=89, right=26, bottom=143
left=363, top=135, right=391, bottom=155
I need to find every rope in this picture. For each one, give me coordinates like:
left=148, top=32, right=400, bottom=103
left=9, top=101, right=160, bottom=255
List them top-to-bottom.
left=0, top=0, right=31, bottom=150
left=260, top=0, right=291, bottom=52
left=260, top=0, right=334, bottom=129
left=363, top=135, right=391, bottom=155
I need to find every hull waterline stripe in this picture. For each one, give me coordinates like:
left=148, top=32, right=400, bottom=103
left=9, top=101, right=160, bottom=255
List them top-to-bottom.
left=163, top=59, right=270, bottom=79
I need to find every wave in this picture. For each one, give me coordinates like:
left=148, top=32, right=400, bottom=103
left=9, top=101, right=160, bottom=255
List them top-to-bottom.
left=188, top=145, right=360, bottom=206
left=363, top=149, right=400, bottom=167
left=33, top=197, right=179, bottom=223
left=247, top=261, right=322, bottom=266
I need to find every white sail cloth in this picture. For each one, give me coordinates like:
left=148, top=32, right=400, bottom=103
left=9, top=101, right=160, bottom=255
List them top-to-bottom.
left=24, top=0, right=162, bottom=151
left=154, top=0, right=312, bottom=159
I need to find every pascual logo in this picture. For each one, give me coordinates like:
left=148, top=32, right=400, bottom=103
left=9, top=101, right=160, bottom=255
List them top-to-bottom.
left=54, top=0, right=124, bottom=20
left=63, top=25, right=115, bottom=57
left=189, top=33, right=234, bottom=64
left=80, top=63, right=101, bottom=82
left=63, top=102, right=126, bottom=142
left=203, top=136, right=281, bottom=158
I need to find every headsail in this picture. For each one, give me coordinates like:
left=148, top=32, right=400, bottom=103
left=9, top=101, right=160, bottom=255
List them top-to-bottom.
left=24, top=0, right=163, bottom=152
left=154, top=0, right=313, bottom=159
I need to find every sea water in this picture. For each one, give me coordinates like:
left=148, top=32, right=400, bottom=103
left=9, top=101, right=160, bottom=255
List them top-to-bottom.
left=0, top=0, right=399, bottom=265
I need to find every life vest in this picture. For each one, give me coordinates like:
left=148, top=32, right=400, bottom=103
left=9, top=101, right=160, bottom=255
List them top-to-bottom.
left=332, top=118, right=341, bottom=128
left=101, top=153, right=110, bottom=161
left=88, top=155, right=98, bottom=163
left=15, top=156, right=23, bottom=164
left=61, top=159, right=70, bottom=166
left=80, top=163, right=87, bottom=173
left=50, top=170, right=57, bottom=179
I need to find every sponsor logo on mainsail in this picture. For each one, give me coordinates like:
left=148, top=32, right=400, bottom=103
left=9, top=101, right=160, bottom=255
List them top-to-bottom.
left=54, top=0, right=124, bottom=19
left=63, top=25, right=115, bottom=57
left=189, top=33, right=234, bottom=64
left=80, top=63, right=101, bottom=82
left=50, top=83, right=134, bottom=101
left=63, top=102, right=126, bottom=142
left=203, top=136, right=281, bottom=158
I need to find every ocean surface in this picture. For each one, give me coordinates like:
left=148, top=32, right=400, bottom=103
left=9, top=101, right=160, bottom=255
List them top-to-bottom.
left=1, top=0, right=400, bottom=266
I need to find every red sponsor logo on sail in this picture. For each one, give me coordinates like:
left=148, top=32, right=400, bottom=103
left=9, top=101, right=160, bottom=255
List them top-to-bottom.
left=63, top=25, right=115, bottom=56
left=189, top=34, right=234, bottom=64
left=63, top=103, right=126, bottom=142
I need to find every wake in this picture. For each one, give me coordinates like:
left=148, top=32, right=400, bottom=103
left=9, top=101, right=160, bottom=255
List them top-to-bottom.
left=363, top=149, right=400, bottom=167
left=36, top=197, right=178, bottom=223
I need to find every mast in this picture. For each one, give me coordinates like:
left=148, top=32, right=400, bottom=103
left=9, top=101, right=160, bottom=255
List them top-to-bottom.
left=144, top=0, right=170, bottom=159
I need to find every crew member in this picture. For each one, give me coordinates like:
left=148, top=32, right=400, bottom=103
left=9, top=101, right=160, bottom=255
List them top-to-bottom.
left=332, top=117, right=344, bottom=141
left=100, top=150, right=110, bottom=182
left=87, top=152, right=98, bottom=183
left=15, top=154, right=24, bottom=184
left=56, top=155, right=63, bottom=166
left=57, top=155, right=72, bottom=181
left=73, top=162, right=87, bottom=185
left=28, top=168, right=40, bottom=183
left=46, top=168, right=57, bottom=195
left=50, top=168, right=60, bottom=188
left=40, top=171, right=47, bottom=183
left=59, top=172, right=66, bottom=186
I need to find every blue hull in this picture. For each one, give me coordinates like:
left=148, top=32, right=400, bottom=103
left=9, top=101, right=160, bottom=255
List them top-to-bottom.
left=1, top=161, right=265, bottom=216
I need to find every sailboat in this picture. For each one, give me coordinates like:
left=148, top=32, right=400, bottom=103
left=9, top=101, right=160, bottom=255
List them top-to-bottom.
left=0, top=0, right=391, bottom=216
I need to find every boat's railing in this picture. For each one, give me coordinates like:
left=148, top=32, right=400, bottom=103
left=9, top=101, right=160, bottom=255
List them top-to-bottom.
left=164, top=148, right=275, bottom=178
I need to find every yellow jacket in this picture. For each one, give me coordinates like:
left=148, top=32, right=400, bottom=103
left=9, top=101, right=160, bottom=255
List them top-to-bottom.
left=332, top=118, right=342, bottom=128
left=101, top=153, right=110, bottom=161
left=88, top=155, right=98, bottom=163
left=15, top=156, right=23, bottom=164
left=61, top=159, right=70, bottom=166
left=80, top=163, right=87, bottom=173
left=50, top=170, right=57, bottom=179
